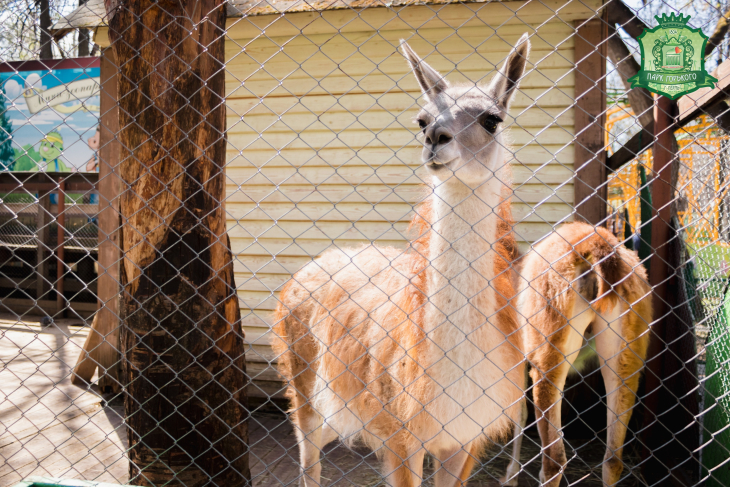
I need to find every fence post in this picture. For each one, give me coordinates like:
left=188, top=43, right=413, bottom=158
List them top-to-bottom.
left=574, top=16, right=608, bottom=225
left=96, top=46, right=121, bottom=392
left=641, top=94, right=699, bottom=485
left=56, top=180, right=65, bottom=315
left=36, top=191, right=51, bottom=307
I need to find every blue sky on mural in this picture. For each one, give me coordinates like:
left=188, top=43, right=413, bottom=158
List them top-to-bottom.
left=1, top=67, right=100, bottom=171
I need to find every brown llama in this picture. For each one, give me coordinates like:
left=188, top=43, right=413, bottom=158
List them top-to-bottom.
left=272, top=35, right=532, bottom=486
left=499, top=223, right=652, bottom=487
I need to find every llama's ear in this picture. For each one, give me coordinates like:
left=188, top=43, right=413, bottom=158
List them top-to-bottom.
left=489, top=33, right=531, bottom=110
left=400, top=40, right=448, bottom=101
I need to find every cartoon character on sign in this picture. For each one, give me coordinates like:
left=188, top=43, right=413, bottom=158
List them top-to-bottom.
left=85, top=127, right=99, bottom=172
left=85, top=127, right=99, bottom=204
left=40, top=131, right=70, bottom=172
left=40, top=131, right=71, bottom=205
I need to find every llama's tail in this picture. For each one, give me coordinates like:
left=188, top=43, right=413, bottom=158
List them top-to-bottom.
left=521, top=222, right=651, bottom=333
left=563, top=223, right=650, bottom=317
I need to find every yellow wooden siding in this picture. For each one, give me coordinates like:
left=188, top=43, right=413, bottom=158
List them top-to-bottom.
left=223, top=0, right=597, bottom=378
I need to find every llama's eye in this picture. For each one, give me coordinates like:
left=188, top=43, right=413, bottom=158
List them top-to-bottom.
left=482, top=115, right=503, bottom=134
left=417, top=119, right=427, bottom=131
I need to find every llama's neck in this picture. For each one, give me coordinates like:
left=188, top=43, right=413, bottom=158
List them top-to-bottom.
left=426, top=176, right=506, bottom=332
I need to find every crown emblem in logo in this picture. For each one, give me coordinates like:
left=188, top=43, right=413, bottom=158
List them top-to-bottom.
left=628, top=13, right=716, bottom=100
left=656, top=13, right=691, bottom=30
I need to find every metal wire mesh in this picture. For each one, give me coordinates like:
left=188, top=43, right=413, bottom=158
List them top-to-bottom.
left=1, top=0, right=730, bottom=485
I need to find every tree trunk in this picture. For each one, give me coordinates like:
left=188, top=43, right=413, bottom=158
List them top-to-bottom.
left=37, top=0, right=53, bottom=59
left=77, top=0, right=90, bottom=56
left=104, top=0, right=250, bottom=484
left=78, top=29, right=90, bottom=56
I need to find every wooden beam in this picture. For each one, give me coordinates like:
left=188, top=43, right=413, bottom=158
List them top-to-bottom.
left=574, top=17, right=608, bottom=225
left=606, top=26, right=654, bottom=127
left=95, top=47, right=122, bottom=394
left=71, top=48, right=122, bottom=392
left=677, top=58, right=730, bottom=125
left=641, top=94, right=700, bottom=485
left=642, top=94, right=676, bottom=484
left=704, top=100, right=730, bottom=133
left=607, top=123, right=654, bottom=171
left=0, top=172, right=97, bottom=192
left=56, top=181, right=65, bottom=315
left=36, top=192, right=51, bottom=303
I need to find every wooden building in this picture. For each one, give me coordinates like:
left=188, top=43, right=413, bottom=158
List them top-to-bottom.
left=53, top=0, right=606, bottom=399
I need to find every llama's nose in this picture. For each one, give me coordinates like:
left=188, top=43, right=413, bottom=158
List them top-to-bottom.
left=423, top=125, right=453, bottom=148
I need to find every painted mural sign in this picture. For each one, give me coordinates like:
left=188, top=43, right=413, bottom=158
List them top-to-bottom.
left=0, top=58, right=100, bottom=173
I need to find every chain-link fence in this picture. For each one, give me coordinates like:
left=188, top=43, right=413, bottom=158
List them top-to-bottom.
left=1, top=0, right=730, bottom=485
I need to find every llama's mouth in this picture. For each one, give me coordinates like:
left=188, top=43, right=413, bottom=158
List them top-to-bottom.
left=426, top=159, right=456, bottom=170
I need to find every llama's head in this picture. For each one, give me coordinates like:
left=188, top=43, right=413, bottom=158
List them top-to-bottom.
left=401, top=34, right=530, bottom=187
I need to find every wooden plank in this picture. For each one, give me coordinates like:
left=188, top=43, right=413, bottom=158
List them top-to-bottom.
left=224, top=0, right=603, bottom=39
left=573, top=17, right=607, bottom=225
left=225, top=21, right=574, bottom=50
left=94, top=47, right=122, bottom=393
left=677, top=58, right=730, bottom=124
left=225, top=64, right=574, bottom=94
left=225, top=92, right=575, bottom=120
left=641, top=95, right=692, bottom=485
left=226, top=106, right=574, bottom=133
left=225, top=126, right=574, bottom=148
left=226, top=144, right=576, bottom=167
left=224, top=163, right=575, bottom=186
left=0, top=172, right=98, bottom=191
left=56, top=181, right=65, bottom=313
left=222, top=186, right=573, bottom=219
left=35, top=192, right=51, bottom=302
left=72, top=314, right=103, bottom=386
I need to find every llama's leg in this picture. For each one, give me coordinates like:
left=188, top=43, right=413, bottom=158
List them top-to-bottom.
left=532, top=298, right=594, bottom=487
left=593, top=309, right=647, bottom=486
left=532, top=362, right=569, bottom=487
left=500, top=396, right=528, bottom=486
left=291, top=403, right=327, bottom=487
left=382, top=438, right=419, bottom=487
left=433, top=444, right=477, bottom=487
left=406, top=448, right=426, bottom=486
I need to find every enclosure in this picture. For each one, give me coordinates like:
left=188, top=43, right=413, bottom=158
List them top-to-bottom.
left=0, top=0, right=729, bottom=484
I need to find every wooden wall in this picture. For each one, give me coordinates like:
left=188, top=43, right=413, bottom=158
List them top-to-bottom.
left=223, top=0, right=603, bottom=397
